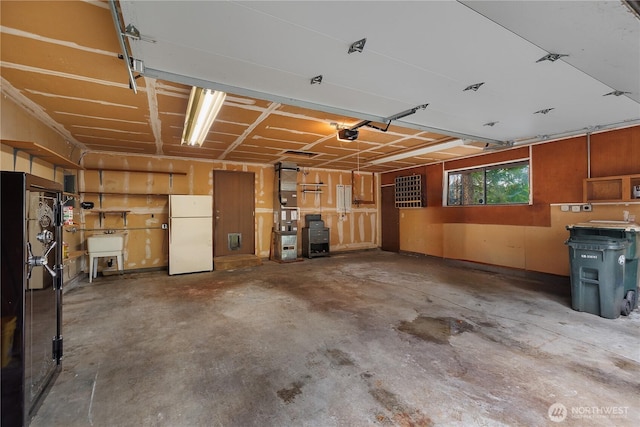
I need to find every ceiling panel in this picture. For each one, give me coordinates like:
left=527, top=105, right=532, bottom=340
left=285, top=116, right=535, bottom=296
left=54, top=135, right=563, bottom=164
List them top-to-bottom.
left=1, top=0, right=119, bottom=52
left=120, top=0, right=639, bottom=144
left=462, top=0, right=640, bottom=103
left=1, top=1, right=638, bottom=172
left=77, top=140, right=156, bottom=154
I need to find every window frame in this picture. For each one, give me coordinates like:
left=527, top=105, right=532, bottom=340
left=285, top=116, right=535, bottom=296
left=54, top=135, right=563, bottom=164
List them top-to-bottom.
left=443, top=158, right=532, bottom=207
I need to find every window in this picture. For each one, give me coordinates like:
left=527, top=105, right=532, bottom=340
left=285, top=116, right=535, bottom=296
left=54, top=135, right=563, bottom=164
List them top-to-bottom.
left=446, top=161, right=530, bottom=206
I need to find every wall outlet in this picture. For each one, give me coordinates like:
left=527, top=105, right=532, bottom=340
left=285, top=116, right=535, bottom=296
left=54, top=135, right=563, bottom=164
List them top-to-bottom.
left=582, top=204, right=592, bottom=212
left=561, top=205, right=569, bottom=212
left=571, top=205, right=581, bottom=212
left=161, top=223, right=168, bottom=229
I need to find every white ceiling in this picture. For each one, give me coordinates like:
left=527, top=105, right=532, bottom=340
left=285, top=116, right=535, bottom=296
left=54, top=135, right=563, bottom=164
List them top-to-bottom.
left=119, top=0, right=640, bottom=145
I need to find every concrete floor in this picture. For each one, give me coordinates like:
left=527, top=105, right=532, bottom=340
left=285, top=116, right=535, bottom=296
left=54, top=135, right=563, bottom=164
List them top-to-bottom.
left=32, top=250, right=639, bottom=426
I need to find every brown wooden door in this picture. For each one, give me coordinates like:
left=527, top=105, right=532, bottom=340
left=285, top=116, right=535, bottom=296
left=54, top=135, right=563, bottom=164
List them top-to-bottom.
left=213, top=171, right=255, bottom=256
left=381, top=185, right=399, bottom=252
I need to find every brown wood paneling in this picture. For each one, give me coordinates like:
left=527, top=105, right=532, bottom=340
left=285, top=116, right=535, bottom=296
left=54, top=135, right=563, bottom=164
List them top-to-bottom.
left=590, top=126, right=640, bottom=177
left=532, top=136, right=587, bottom=204
left=444, top=147, right=529, bottom=170
left=425, top=164, right=443, bottom=207
left=380, top=166, right=426, bottom=185
left=213, top=171, right=255, bottom=256
left=381, top=186, right=399, bottom=252
left=440, top=204, right=550, bottom=227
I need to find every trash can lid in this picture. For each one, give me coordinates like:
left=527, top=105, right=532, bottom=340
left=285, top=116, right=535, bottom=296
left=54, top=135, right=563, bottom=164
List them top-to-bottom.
left=566, top=221, right=640, bottom=232
left=565, top=235, right=628, bottom=249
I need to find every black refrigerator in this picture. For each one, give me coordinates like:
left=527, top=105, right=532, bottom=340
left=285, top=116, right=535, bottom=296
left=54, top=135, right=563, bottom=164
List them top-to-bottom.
left=1, top=172, right=64, bottom=426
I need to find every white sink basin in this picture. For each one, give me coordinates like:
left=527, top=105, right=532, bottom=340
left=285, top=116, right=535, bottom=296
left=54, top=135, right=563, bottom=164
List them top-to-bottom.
left=87, top=234, right=125, bottom=253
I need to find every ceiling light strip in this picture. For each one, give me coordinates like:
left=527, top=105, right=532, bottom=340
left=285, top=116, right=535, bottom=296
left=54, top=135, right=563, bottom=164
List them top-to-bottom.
left=181, top=87, right=227, bottom=146
left=369, top=139, right=466, bottom=165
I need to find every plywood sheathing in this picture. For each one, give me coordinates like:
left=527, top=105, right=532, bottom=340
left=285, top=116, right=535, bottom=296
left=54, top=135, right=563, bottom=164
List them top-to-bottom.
left=1, top=0, right=461, bottom=172
left=392, top=126, right=640, bottom=276
left=79, top=153, right=378, bottom=271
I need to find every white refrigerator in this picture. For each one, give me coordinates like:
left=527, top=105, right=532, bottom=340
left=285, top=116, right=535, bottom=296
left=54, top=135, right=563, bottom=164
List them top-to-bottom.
left=169, top=195, right=213, bottom=275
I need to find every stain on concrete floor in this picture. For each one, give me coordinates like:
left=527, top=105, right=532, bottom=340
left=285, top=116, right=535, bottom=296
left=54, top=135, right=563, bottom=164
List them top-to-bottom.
left=30, top=250, right=640, bottom=426
left=397, top=316, right=474, bottom=344
left=324, top=348, right=355, bottom=366
left=277, top=381, right=304, bottom=404
left=369, top=387, right=433, bottom=427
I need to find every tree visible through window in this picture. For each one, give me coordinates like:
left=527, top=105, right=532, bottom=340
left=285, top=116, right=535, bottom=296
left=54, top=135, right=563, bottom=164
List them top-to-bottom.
left=447, top=161, right=530, bottom=206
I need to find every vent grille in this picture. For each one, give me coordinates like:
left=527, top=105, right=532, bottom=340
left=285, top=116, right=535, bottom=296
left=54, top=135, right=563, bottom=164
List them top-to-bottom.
left=284, top=150, right=319, bottom=158
left=395, top=175, right=426, bottom=208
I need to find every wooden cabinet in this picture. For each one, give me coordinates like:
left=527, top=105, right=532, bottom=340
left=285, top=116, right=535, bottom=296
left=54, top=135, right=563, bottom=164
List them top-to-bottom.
left=583, top=174, right=640, bottom=203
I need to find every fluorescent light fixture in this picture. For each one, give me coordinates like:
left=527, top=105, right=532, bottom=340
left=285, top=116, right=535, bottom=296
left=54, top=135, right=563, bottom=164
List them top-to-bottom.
left=181, top=87, right=226, bottom=146
left=369, top=139, right=465, bottom=165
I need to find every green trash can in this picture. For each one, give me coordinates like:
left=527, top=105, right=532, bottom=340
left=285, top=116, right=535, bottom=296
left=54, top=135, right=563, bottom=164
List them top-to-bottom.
left=567, top=221, right=639, bottom=316
left=565, top=235, right=628, bottom=319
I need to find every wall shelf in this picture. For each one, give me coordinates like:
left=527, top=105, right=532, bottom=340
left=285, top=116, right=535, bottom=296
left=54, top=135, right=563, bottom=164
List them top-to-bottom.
left=2, top=139, right=83, bottom=170
left=84, top=168, right=187, bottom=175
left=584, top=174, right=640, bottom=203
left=299, top=183, right=326, bottom=193
left=300, top=183, right=325, bottom=201
left=79, top=191, right=172, bottom=196
left=87, top=209, right=131, bottom=227
left=63, top=250, right=85, bottom=265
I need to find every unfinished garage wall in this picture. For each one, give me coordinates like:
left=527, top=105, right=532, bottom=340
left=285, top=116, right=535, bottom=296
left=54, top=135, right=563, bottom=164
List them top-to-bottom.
left=1, top=95, right=84, bottom=282
left=0, top=96, right=78, bottom=183
left=385, top=126, right=640, bottom=276
left=79, top=153, right=378, bottom=272
left=298, top=169, right=377, bottom=251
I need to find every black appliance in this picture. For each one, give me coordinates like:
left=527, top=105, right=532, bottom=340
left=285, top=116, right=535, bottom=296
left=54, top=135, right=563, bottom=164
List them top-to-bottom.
left=1, top=172, right=64, bottom=426
left=302, top=214, right=330, bottom=258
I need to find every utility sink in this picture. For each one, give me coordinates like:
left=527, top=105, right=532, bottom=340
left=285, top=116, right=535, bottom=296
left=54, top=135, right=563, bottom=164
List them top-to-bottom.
left=87, top=234, right=125, bottom=253
left=87, top=234, right=125, bottom=283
